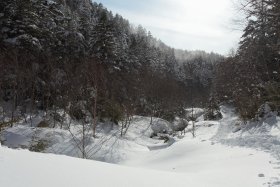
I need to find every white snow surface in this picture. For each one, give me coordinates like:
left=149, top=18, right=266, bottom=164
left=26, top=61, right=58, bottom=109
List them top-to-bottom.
left=1, top=105, right=280, bottom=187
left=185, top=107, right=205, bottom=120
left=1, top=115, right=161, bottom=163
left=0, top=146, right=190, bottom=187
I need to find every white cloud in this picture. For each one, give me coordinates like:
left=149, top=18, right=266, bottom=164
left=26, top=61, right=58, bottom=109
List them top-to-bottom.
left=96, top=0, right=243, bottom=55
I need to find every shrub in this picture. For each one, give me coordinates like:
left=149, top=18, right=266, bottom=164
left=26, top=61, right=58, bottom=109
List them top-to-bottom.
left=263, top=82, right=280, bottom=116
left=204, top=96, right=222, bottom=120
left=100, top=100, right=124, bottom=125
left=69, top=102, right=86, bottom=120
left=204, top=109, right=222, bottom=120
left=37, top=121, right=49, bottom=128
left=29, top=140, right=48, bottom=152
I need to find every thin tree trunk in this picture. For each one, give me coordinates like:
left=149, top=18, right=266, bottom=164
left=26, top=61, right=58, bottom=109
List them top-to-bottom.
left=30, top=83, right=35, bottom=127
left=92, top=86, right=98, bottom=138
left=192, top=121, right=195, bottom=138
left=82, top=123, right=86, bottom=158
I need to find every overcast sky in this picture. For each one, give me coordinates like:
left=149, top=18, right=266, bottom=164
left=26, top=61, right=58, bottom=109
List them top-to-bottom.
left=94, top=0, right=243, bottom=55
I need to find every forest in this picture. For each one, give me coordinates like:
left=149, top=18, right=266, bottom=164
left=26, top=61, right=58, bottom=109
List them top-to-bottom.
left=0, top=0, right=279, bottom=150
left=0, top=0, right=224, bottom=131
left=0, top=1, right=280, bottom=186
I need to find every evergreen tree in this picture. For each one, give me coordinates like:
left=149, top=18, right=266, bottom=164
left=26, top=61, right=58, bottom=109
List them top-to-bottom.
left=90, top=10, right=117, bottom=65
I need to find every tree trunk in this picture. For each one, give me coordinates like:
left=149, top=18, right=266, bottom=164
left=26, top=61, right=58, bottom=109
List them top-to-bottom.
left=92, top=87, right=98, bottom=138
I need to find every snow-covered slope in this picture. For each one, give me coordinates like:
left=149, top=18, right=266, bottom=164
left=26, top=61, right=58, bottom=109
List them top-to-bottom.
left=1, top=105, right=280, bottom=186
left=120, top=106, right=280, bottom=186
left=216, top=106, right=280, bottom=161
left=1, top=116, right=162, bottom=163
left=122, top=128, right=280, bottom=187
left=0, top=140, right=278, bottom=187
left=0, top=146, right=190, bottom=187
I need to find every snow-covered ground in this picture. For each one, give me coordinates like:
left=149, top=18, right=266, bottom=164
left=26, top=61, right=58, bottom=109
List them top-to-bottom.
left=1, top=105, right=280, bottom=186
left=119, top=106, right=280, bottom=186
left=216, top=106, right=280, bottom=161
left=1, top=115, right=162, bottom=163
left=122, top=138, right=278, bottom=187
left=0, top=146, right=190, bottom=187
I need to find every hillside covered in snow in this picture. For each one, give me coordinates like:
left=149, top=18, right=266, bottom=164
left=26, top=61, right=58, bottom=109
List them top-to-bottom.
left=1, top=0, right=280, bottom=186
left=1, top=105, right=280, bottom=187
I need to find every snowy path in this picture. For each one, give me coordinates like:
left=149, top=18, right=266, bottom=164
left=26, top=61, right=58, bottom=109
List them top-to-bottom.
left=211, top=105, right=238, bottom=140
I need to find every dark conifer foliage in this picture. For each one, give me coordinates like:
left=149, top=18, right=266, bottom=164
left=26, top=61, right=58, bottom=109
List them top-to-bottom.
left=0, top=0, right=222, bottom=123
left=214, top=0, right=280, bottom=119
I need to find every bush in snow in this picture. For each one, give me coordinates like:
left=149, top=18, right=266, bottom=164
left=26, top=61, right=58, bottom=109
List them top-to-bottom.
left=262, top=82, right=280, bottom=116
left=204, top=97, right=222, bottom=120
left=100, top=100, right=123, bottom=125
left=69, top=102, right=86, bottom=120
left=256, top=102, right=277, bottom=120
left=204, top=109, right=222, bottom=121
left=37, top=121, right=50, bottom=128
left=29, top=139, right=48, bottom=153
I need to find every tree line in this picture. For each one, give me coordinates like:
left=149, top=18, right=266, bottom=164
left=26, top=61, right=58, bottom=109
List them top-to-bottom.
left=0, top=0, right=222, bottom=132
left=214, top=0, right=280, bottom=119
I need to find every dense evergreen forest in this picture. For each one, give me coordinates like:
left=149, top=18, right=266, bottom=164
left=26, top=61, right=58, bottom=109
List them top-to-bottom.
left=0, top=0, right=279, bottom=131
left=0, top=0, right=222, bottom=129
left=215, top=0, right=280, bottom=119
left=1, top=1, right=280, bottom=186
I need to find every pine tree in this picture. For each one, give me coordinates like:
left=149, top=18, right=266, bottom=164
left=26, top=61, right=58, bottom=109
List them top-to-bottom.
left=90, top=10, right=117, bottom=65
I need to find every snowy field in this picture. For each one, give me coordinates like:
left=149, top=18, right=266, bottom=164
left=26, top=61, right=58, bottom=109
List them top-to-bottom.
left=1, top=105, right=280, bottom=186
left=0, top=146, right=190, bottom=187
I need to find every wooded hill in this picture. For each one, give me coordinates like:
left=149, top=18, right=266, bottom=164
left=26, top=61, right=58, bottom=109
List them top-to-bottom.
left=0, top=0, right=222, bottom=128
left=1, top=0, right=278, bottom=128
left=214, top=0, right=280, bottom=119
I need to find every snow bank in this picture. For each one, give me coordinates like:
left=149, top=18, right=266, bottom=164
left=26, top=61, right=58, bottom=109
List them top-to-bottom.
left=1, top=105, right=280, bottom=187
left=121, top=105, right=280, bottom=187
left=212, top=105, right=280, bottom=161
left=185, top=108, right=204, bottom=119
left=0, top=115, right=162, bottom=163
left=122, top=136, right=279, bottom=187
left=0, top=146, right=197, bottom=187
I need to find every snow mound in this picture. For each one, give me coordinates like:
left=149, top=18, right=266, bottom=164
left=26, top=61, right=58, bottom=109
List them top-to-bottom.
left=185, top=108, right=204, bottom=120
left=0, top=115, right=162, bottom=163
left=0, top=146, right=191, bottom=187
